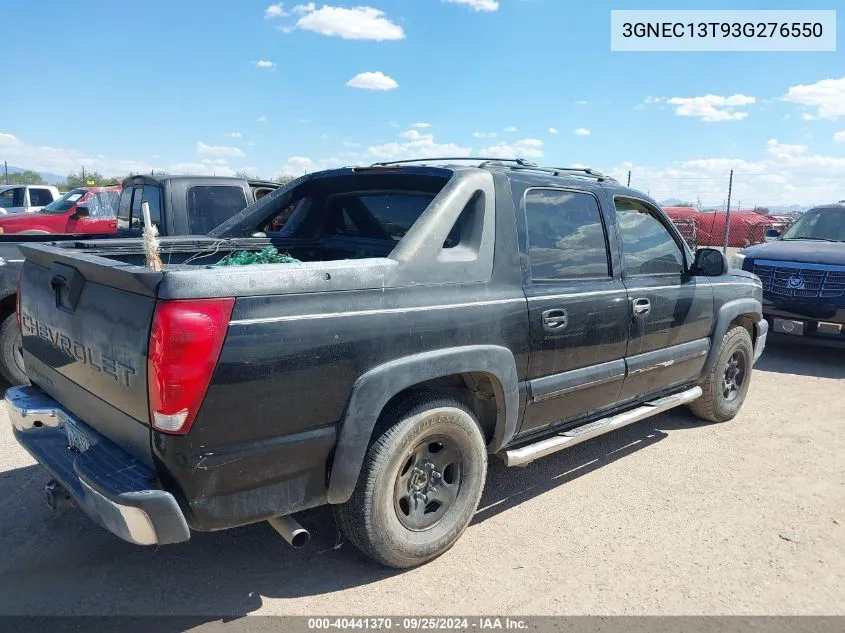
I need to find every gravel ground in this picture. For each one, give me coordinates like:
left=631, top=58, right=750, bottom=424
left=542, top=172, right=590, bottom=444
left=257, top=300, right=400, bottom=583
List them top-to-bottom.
left=0, top=340, right=842, bottom=618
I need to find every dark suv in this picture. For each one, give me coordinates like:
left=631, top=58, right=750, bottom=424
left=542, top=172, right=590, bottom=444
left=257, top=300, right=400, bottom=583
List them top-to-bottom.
left=8, top=158, right=767, bottom=569
left=733, top=202, right=845, bottom=347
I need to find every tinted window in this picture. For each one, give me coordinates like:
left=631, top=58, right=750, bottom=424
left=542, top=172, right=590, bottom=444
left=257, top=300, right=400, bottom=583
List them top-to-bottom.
left=118, top=186, right=161, bottom=235
left=187, top=186, right=247, bottom=234
left=0, top=188, right=25, bottom=209
left=29, top=188, right=53, bottom=206
left=40, top=189, right=85, bottom=214
left=524, top=189, right=610, bottom=280
left=324, top=193, right=434, bottom=241
left=614, top=198, right=685, bottom=275
left=780, top=207, right=845, bottom=242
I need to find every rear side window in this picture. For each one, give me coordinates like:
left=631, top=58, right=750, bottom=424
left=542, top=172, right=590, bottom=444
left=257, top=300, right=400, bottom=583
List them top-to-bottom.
left=118, top=186, right=162, bottom=235
left=187, top=186, right=248, bottom=234
left=29, top=188, right=53, bottom=206
left=524, top=189, right=610, bottom=280
left=324, top=193, right=435, bottom=241
left=614, top=197, right=685, bottom=275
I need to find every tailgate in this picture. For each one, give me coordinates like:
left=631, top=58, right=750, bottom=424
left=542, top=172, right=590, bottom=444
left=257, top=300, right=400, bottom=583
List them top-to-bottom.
left=18, top=245, right=162, bottom=464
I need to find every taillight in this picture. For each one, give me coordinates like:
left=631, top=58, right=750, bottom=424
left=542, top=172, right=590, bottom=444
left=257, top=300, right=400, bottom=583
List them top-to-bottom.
left=148, top=298, right=235, bottom=435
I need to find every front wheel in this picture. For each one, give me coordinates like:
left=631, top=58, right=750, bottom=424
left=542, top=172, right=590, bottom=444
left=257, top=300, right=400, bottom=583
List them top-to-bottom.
left=0, top=313, right=29, bottom=386
left=689, top=325, right=753, bottom=423
left=334, top=392, right=488, bottom=569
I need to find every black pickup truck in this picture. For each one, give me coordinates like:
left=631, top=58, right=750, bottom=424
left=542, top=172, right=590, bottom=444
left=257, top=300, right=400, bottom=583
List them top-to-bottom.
left=5, top=159, right=767, bottom=569
left=0, top=174, right=278, bottom=384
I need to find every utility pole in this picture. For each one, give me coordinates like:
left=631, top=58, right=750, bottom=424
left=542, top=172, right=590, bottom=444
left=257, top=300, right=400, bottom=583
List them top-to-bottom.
left=3, top=161, right=7, bottom=185
left=82, top=165, right=86, bottom=186
left=723, top=169, right=734, bottom=254
left=626, top=170, right=631, bottom=187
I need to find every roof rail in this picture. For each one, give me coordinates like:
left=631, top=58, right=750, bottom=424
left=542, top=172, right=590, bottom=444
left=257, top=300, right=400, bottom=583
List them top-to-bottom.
left=369, top=157, right=619, bottom=183
left=371, top=157, right=539, bottom=167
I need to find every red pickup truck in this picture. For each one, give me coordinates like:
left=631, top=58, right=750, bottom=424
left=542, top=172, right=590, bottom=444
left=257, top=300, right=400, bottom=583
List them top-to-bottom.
left=0, top=186, right=121, bottom=236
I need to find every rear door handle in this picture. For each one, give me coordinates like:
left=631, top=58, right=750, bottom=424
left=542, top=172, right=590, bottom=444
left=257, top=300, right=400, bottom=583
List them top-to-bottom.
left=632, top=298, right=651, bottom=318
left=542, top=308, right=568, bottom=331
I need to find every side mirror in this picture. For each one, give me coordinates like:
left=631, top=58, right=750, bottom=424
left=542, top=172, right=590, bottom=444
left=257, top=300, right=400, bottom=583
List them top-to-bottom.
left=72, top=206, right=90, bottom=219
left=764, top=228, right=780, bottom=242
left=692, top=247, right=728, bottom=276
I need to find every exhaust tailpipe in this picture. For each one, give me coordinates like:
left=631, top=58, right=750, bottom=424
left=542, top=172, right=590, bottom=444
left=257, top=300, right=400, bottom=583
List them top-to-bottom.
left=268, top=515, right=310, bottom=548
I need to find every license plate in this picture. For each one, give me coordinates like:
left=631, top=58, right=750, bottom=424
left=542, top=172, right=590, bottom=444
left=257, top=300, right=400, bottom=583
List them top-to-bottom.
left=773, top=318, right=804, bottom=336
left=817, top=321, right=843, bottom=335
left=64, top=418, right=93, bottom=453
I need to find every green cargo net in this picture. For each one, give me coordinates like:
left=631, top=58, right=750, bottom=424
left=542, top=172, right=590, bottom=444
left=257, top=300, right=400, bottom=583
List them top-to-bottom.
left=215, top=246, right=301, bottom=267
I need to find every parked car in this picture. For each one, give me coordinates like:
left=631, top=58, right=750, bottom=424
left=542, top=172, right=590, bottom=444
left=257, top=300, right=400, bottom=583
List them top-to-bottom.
left=6, top=159, right=766, bottom=569
left=0, top=174, right=279, bottom=384
left=0, top=185, right=61, bottom=214
left=0, top=185, right=122, bottom=235
left=733, top=202, right=845, bottom=347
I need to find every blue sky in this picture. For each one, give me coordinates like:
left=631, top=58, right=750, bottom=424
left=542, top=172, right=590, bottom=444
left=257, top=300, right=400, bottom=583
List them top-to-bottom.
left=1, top=0, right=843, bottom=206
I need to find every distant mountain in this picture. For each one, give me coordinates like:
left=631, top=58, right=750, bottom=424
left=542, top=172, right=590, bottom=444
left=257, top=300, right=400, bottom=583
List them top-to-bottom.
left=4, top=165, right=65, bottom=185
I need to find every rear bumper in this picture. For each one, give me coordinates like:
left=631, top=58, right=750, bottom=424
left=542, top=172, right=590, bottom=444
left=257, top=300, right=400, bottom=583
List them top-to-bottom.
left=754, top=317, right=768, bottom=364
left=5, top=385, right=190, bottom=546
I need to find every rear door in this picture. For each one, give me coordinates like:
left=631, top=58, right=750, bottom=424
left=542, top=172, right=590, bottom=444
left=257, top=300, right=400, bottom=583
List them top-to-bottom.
left=519, top=187, right=630, bottom=436
left=612, top=196, right=714, bottom=401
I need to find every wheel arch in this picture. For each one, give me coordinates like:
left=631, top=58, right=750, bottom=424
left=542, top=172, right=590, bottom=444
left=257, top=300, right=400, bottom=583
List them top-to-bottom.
left=699, top=298, right=761, bottom=382
left=326, top=345, right=519, bottom=504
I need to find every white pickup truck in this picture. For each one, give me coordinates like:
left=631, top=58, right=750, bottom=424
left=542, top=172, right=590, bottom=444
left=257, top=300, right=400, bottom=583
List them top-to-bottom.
left=0, top=184, right=61, bottom=214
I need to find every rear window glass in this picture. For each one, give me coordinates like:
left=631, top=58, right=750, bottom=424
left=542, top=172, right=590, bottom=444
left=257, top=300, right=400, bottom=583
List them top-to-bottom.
left=187, top=186, right=248, bottom=234
left=40, top=189, right=86, bottom=214
left=324, top=193, right=435, bottom=241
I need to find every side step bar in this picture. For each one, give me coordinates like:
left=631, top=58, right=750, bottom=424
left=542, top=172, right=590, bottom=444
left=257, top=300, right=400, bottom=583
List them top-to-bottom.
left=501, top=386, right=702, bottom=467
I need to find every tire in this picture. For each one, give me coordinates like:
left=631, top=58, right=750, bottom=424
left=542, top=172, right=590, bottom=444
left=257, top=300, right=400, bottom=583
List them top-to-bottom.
left=0, top=312, right=28, bottom=386
left=689, top=325, right=753, bottom=423
left=334, top=391, right=488, bottom=569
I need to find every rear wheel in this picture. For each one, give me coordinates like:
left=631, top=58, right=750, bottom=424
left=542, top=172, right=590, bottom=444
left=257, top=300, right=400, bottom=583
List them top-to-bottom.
left=0, top=313, right=28, bottom=386
left=689, top=325, right=753, bottom=423
left=334, top=391, right=487, bottom=569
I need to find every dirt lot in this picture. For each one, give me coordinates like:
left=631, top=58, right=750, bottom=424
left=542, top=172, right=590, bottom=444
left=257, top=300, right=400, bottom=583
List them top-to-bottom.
left=0, top=340, right=842, bottom=617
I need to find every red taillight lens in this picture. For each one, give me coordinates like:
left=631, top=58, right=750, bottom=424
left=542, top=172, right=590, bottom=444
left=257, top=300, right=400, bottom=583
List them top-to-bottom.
left=148, top=298, right=235, bottom=435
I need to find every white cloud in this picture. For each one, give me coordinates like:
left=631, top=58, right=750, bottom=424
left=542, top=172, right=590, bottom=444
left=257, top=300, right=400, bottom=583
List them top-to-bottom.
left=442, top=0, right=499, bottom=11
left=293, top=2, right=314, bottom=14
left=264, top=3, right=288, bottom=19
left=296, top=5, right=404, bottom=41
left=277, top=25, right=295, bottom=33
left=254, top=60, right=276, bottom=70
left=346, top=71, right=398, bottom=91
left=782, top=76, right=845, bottom=120
left=666, top=94, right=755, bottom=122
left=643, top=96, right=664, bottom=105
left=575, top=100, right=588, bottom=105
left=802, top=113, right=816, bottom=121
left=257, top=116, right=268, bottom=123
left=388, top=120, right=400, bottom=128
left=410, top=122, right=431, bottom=128
left=504, top=126, right=519, bottom=133
left=548, top=127, right=559, bottom=135
left=574, top=128, right=591, bottom=136
left=367, top=131, right=472, bottom=161
left=473, top=131, right=496, bottom=139
left=833, top=131, right=845, bottom=143
left=0, top=132, right=21, bottom=145
left=227, top=132, right=242, bottom=138
left=479, top=138, right=544, bottom=159
left=766, top=138, right=807, bottom=158
left=608, top=139, right=845, bottom=208
left=343, top=140, right=361, bottom=148
left=197, top=141, right=246, bottom=157
left=247, top=142, right=257, bottom=147
left=279, top=155, right=346, bottom=176
left=171, top=161, right=236, bottom=177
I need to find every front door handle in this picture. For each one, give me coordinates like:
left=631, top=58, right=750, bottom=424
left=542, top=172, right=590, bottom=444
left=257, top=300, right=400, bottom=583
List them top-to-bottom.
left=632, top=298, right=651, bottom=318
left=542, top=308, right=568, bottom=331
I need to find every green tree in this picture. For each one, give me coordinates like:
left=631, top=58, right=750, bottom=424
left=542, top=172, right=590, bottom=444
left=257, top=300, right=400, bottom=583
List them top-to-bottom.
left=4, top=170, right=45, bottom=185
left=65, top=170, right=109, bottom=188
left=235, top=170, right=259, bottom=180
left=274, top=174, right=295, bottom=185
left=675, top=202, right=695, bottom=207
left=753, top=207, right=770, bottom=215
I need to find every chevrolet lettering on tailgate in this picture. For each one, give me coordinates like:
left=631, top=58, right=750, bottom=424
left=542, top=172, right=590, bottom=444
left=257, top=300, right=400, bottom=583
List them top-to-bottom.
left=20, top=312, right=137, bottom=388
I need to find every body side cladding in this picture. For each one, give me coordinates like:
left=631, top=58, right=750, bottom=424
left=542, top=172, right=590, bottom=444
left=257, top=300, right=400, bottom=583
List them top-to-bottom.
left=698, top=297, right=763, bottom=381
left=326, top=344, right=519, bottom=505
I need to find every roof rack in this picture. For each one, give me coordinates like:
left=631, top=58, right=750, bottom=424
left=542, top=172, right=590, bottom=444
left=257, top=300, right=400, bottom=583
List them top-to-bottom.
left=369, top=157, right=618, bottom=183
left=371, top=157, right=539, bottom=167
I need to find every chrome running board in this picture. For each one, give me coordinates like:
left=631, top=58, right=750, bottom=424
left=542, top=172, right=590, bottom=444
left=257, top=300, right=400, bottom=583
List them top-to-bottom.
left=501, top=386, right=702, bottom=467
